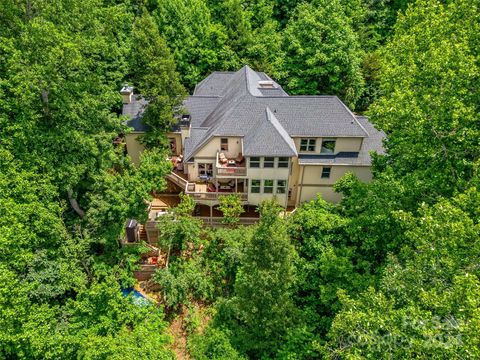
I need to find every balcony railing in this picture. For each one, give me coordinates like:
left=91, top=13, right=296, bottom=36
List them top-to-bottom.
left=217, top=167, right=247, bottom=176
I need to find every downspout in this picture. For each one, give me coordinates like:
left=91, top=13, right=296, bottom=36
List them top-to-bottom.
left=284, top=158, right=291, bottom=212
left=297, top=165, right=305, bottom=206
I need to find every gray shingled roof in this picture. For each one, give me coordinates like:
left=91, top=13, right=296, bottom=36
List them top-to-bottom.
left=123, top=66, right=383, bottom=164
left=183, top=66, right=368, bottom=160
left=193, top=72, right=236, bottom=96
left=122, top=95, right=149, bottom=132
left=183, top=96, right=221, bottom=127
left=243, top=108, right=297, bottom=157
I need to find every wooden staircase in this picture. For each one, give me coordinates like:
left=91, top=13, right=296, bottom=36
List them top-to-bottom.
left=166, top=172, right=188, bottom=190
left=138, top=224, right=147, bottom=242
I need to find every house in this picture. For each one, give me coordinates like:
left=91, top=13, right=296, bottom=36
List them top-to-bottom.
left=122, top=65, right=384, bottom=207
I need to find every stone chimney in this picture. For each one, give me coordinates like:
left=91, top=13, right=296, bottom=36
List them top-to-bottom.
left=120, top=84, right=134, bottom=104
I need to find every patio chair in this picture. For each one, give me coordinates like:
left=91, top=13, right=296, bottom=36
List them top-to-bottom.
left=219, top=152, right=228, bottom=164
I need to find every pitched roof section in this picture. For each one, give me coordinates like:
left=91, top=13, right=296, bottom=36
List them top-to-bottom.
left=193, top=72, right=236, bottom=96
left=122, top=95, right=149, bottom=132
left=183, top=96, right=221, bottom=127
left=243, top=108, right=297, bottom=157
left=184, top=127, right=209, bottom=161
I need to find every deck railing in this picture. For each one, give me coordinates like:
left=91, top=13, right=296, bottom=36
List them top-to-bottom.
left=217, top=167, right=247, bottom=176
left=197, top=216, right=259, bottom=225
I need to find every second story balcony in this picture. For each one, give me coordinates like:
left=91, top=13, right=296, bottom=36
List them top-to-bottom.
left=216, top=151, right=247, bottom=177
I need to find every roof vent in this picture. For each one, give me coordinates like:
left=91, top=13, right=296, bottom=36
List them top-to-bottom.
left=258, top=80, right=275, bottom=89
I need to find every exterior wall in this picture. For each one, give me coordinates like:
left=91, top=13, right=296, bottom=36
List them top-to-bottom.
left=180, top=126, right=190, bottom=150
left=126, top=131, right=182, bottom=166
left=125, top=132, right=145, bottom=166
left=167, top=132, right=182, bottom=156
left=195, top=136, right=242, bottom=159
left=292, top=137, right=363, bottom=154
left=335, top=138, right=363, bottom=153
left=246, top=157, right=289, bottom=207
left=288, top=157, right=301, bottom=207
left=188, top=158, right=216, bottom=182
left=186, top=163, right=196, bottom=181
left=297, top=165, right=372, bottom=204
left=299, top=186, right=342, bottom=203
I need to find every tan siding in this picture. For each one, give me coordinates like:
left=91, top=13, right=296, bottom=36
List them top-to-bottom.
left=125, top=133, right=145, bottom=166
left=168, top=133, right=182, bottom=156
left=195, top=136, right=242, bottom=158
left=293, top=137, right=364, bottom=154
left=335, top=138, right=362, bottom=152
left=297, top=165, right=373, bottom=204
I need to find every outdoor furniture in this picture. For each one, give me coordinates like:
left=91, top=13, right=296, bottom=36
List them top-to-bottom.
left=219, top=152, right=228, bottom=164
left=235, top=152, right=244, bottom=164
left=227, top=159, right=236, bottom=166
left=207, top=183, right=217, bottom=192
left=219, top=185, right=231, bottom=190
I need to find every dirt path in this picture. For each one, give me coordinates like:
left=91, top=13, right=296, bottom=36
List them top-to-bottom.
left=169, top=314, right=190, bottom=360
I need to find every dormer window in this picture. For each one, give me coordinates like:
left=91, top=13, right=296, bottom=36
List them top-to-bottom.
left=220, top=138, right=228, bottom=151
left=300, top=138, right=316, bottom=152
left=321, top=139, right=336, bottom=154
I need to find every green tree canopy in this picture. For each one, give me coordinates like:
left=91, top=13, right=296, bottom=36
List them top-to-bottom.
left=277, top=0, right=364, bottom=107
left=368, top=0, right=480, bottom=198
left=130, top=9, right=186, bottom=147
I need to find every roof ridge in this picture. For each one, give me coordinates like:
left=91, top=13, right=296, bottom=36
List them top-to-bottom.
left=255, top=95, right=338, bottom=99
left=334, top=97, right=369, bottom=137
left=265, top=108, right=298, bottom=155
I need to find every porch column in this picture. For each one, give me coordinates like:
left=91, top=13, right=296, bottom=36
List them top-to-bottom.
left=235, top=178, right=238, bottom=193
left=210, top=203, right=213, bottom=224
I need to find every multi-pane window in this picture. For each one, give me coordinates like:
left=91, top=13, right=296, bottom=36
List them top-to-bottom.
left=220, top=138, right=229, bottom=151
left=300, top=138, right=316, bottom=152
left=321, top=139, right=336, bottom=154
left=250, top=157, right=260, bottom=168
left=263, top=157, right=275, bottom=168
left=278, top=157, right=289, bottom=168
left=198, top=163, right=213, bottom=177
left=321, top=167, right=331, bottom=179
left=263, top=179, right=274, bottom=193
left=251, top=180, right=261, bottom=193
left=276, top=180, right=287, bottom=194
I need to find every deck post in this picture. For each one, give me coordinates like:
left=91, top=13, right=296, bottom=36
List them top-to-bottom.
left=235, top=178, right=238, bottom=193
left=210, top=203, right=213, bottom=224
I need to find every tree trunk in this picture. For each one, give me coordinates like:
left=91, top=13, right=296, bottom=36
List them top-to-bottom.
left=67, top=188, right=85, bottom=218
